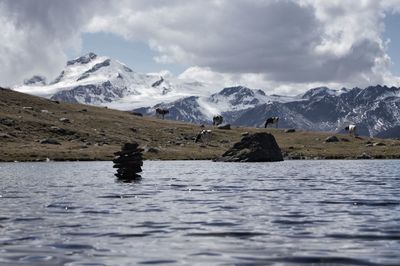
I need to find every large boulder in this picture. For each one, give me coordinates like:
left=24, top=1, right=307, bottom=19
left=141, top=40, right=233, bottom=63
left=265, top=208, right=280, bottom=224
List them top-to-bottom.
left=217, top=124, right=231, bottom=130
left=217, top=132, right=283, bottom=162
left=325, top=135, right=339, bottom=143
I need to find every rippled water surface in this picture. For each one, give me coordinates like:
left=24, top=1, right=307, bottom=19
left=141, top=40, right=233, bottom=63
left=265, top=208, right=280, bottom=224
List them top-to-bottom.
left=1, top=160, right=400, bottom=265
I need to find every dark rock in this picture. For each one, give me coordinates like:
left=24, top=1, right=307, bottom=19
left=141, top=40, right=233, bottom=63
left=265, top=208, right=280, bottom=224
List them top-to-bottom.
left=67, top=52, right=97, bottom=65
left=83, top=59, right=111, bottom=76
left=24, top=75, right=46, bottom=85
left=151, top=77, right=164, bottom=87
left=129, top=111, right=143, bottom=117
left=59, top=117, right=70, bottom=123
left=0, top=118, right=15, bottom=126
left=217, top=124, right=231, bottom=130
left=49, top=126, right=75, bottom=135
left=163, top=128, right=175, bottom=134
left=285, top=129, right=296, bottom=133
left=217, top=132, right=283, bottom=162
left=0, top=133, right=12, bottom=138
left=325, top=136, right=339, bottom=143
left=40, top=138, right=61, bottom=145
left=340, top=138, right=350, bottom=142
left=113, top=142, right=143, bottom=180
left=373, top=142, right=386, bottom=146
left=122, top=143, right=140, bottom=150
left=144, top=146, right=160, bottom=153
left=118, top=153, right=144, bottom=159
left=285, top=153, right=305, bottom=160
left=357, top=153, right=372, bottom=159
left=113, top=160, right=143, bottom=167
left=116, top=167, right=142, bottom=174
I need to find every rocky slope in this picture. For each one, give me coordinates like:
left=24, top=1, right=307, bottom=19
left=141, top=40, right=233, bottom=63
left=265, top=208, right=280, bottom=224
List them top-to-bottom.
left=1, top=87, right=400, bottom=161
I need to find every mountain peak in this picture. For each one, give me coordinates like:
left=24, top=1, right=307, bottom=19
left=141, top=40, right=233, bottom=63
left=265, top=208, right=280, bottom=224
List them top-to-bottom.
left=67, top=52, right=98, bottom=66
left=355, top=84, right=400, bottom=102
left=218, top=86, right=253, bottom=97
left=301, top=87, right=338, bottom=99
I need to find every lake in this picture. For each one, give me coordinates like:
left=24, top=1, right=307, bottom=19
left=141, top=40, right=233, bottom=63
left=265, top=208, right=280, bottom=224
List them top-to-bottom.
left=0, top=160, right=399, bottom=265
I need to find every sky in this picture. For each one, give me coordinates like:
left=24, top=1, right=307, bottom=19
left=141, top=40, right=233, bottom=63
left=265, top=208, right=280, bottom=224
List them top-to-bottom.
left=1, top=0, right=400, bottom=95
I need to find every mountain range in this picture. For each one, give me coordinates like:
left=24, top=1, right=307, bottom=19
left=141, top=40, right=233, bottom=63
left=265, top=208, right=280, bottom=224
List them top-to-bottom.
left=14, top=53, right=400, bottom=138
left=135, top=85, right=400, bottom=138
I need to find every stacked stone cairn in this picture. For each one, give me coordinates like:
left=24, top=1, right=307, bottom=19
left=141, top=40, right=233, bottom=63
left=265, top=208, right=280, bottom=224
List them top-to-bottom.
left=113, top=142, right=143, bottom=180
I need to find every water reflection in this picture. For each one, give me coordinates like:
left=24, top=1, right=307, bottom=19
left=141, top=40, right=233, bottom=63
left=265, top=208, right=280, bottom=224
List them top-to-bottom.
left=0, top=160, right=399, bottom=265
left=115, top=175, right=142, bottom=184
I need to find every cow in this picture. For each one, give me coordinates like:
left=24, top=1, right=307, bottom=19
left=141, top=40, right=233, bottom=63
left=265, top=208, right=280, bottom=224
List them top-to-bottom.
left=155, top=108, right=169, bottom=119
left=213, top=115, right=223, bottom=126
left=264, top=117, right=279, bottom=128
left=345, top=124, right=357, bottom=136
left=195, top=129, right=212, bottom=144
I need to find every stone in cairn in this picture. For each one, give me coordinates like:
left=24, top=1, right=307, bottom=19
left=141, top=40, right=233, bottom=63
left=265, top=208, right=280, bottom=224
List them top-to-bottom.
left=113, top=142, right=144, bottom=180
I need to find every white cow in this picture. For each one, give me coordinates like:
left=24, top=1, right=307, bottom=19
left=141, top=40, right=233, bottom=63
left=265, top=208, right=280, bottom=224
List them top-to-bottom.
left=345, top=124, right=357, bottom=136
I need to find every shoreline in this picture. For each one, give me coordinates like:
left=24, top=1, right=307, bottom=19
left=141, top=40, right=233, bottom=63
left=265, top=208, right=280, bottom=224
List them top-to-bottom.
left=2, top=88, right=400, bottom=162
left=2, top=155, right=400, bottom=163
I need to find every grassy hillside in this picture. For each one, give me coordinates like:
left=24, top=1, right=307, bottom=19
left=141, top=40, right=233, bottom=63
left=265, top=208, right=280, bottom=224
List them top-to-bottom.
left=1, top=87, right=400, bottom=162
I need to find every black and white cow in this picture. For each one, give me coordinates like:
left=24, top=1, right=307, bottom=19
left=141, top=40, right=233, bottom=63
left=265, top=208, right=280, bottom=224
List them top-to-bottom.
left=264, top=117, right=279, bottom=128
left=345, top=124, right=357, bottom=136
left=195, top=129, right=212, bottom=144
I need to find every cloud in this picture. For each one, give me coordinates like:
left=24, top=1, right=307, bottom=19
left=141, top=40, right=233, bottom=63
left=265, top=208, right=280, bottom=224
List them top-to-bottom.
left=0, top=0, right=109, bottom=86
left=2, top=0, right=400, bottom=93
left=87, top=0, right=399, bottom=87
left=178, top=65, right=363, bottom=96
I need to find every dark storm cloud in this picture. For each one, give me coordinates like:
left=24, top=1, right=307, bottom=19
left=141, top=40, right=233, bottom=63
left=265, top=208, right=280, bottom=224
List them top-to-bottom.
left=0, top=0, right=110, bottom=85
left=1, top=0, right=398, bottom=90
left=88, top=0, right=390, bottom=85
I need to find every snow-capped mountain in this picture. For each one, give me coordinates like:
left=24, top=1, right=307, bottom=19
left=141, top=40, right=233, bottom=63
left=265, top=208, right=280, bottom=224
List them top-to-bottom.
left=14, top=52, right=214, bottom=109
left=13, top=53, right=400, bottom=138
left=135, top=85, right=400, bottom=138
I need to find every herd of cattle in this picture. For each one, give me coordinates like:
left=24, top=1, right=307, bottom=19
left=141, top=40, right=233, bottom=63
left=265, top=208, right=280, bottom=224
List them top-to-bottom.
left=153, top=108, right=358, bottom=143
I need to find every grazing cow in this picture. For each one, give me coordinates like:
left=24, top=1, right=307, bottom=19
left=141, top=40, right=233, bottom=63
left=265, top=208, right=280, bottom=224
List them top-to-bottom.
left=155, top=108, right=169, bottom=119
left=213, top=115, right=223, bottom=126
left=264, top=117, right=279, bottom=128
left=345, top=124, right=357, bottom=136
left=195, top=129, right=212, bottom=144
